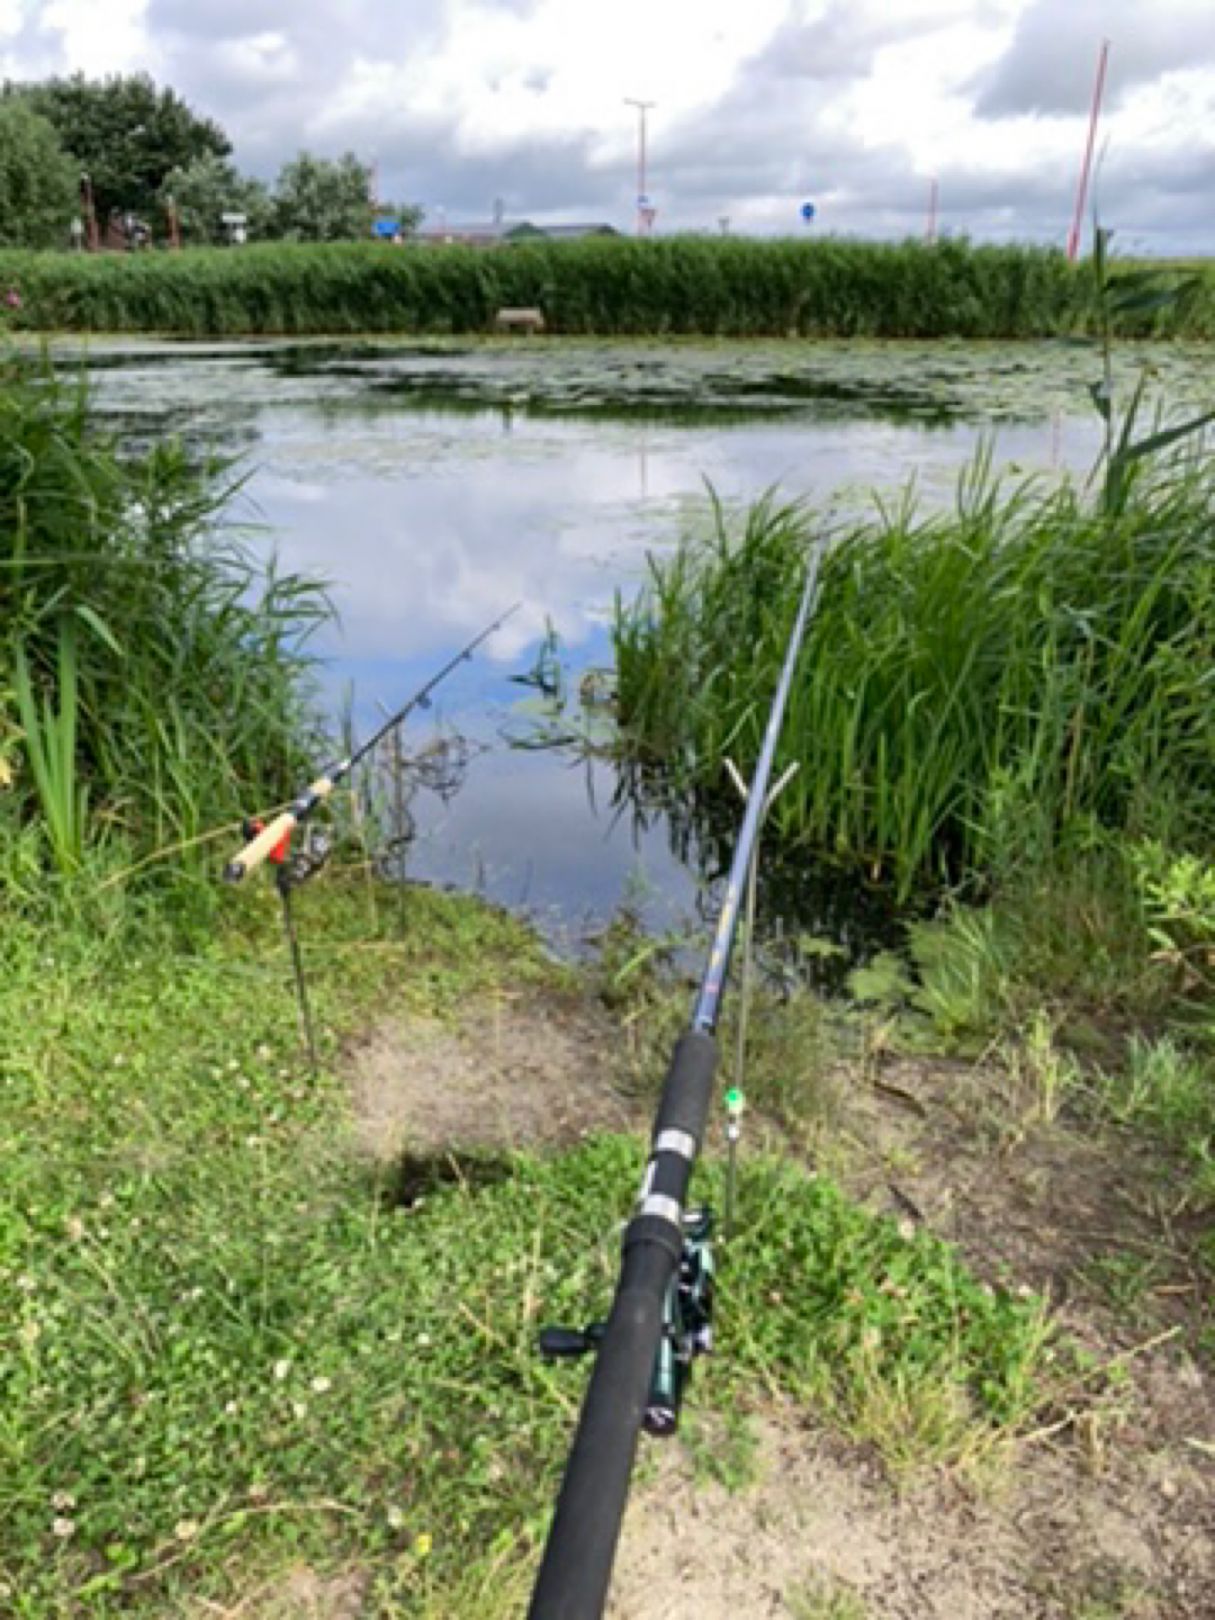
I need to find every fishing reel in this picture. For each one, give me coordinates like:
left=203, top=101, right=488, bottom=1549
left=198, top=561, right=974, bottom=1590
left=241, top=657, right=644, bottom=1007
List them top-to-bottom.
left=240, top=817, right=332, bottom=896
left=539, top=1207, right=715, bottom=1437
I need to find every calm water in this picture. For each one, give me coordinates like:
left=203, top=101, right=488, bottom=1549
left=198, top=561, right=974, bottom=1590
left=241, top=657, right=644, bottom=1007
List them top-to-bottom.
left=70, top=337, right=1130, bottom=939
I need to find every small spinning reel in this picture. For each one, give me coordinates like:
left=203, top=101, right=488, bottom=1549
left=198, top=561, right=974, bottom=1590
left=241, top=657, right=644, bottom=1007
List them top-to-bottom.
left=241, top=816, right=332, bottom=896
left=539, top=1208, right=715, bottom=1437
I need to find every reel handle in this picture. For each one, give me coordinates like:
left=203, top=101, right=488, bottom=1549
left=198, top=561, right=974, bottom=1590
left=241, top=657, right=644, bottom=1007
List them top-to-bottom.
left=539, top=1324, right=606, bottom=1359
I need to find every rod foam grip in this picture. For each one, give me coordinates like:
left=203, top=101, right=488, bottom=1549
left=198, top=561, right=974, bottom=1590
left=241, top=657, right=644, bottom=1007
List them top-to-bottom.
left=223, top=810, right=297, bottom=883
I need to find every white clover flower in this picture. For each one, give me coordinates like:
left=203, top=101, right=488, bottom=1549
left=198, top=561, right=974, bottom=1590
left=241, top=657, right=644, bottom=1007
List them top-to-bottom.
left=273, top=1359, right=291, bottom=1381
left=310, top=1376, right=331, bottom=1394
left=51, top=1492, right=76, bottom=1511
left=52, top=1518, right=76, bottom=1539
left=174, top=1520, right=200, bottom=1543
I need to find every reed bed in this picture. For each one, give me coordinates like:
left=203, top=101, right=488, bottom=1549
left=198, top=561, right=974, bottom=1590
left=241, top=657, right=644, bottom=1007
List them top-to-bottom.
left=1, top=237, right=1210, bottom=338
left=1, top=351, right=328, bottom=885
left=612, top=458, right=1215, bottom=900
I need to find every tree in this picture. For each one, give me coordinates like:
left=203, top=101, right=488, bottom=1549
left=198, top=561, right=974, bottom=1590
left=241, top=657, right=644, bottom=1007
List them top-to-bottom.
left=4, top=73, right=231, bottom=224
left=0, top=100, right=78, bottom=248
left=272, top=152, right=376, bottom=242
left=160, top=155, right=272, bottom=245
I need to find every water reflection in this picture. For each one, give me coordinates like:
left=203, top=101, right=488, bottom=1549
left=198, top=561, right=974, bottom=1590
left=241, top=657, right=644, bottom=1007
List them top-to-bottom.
left=71, top=337, right=1116, bottom=938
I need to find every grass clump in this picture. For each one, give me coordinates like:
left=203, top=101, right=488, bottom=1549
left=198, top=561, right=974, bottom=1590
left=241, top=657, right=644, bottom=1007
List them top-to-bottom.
left=1, top=349, right=327, bottom=898
left=724, top=1161, right=1057, bottom=1471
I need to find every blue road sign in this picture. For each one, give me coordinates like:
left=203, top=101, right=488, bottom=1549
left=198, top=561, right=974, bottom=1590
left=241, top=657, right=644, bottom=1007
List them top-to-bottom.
left=801, top=202, right=816, bottom=223
left=372, top=218, right=401, bottom=238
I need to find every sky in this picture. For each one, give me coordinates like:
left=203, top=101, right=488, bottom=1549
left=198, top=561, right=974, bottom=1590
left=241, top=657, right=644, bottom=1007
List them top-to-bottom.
left=2, top=0, right=1214, bottom=253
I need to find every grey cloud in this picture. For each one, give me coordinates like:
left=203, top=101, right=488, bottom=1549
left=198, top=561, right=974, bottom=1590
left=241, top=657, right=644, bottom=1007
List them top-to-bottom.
left=146, top=0, right=452, bottom=173
left=149, top=0, right=448, bottom=49
left=976, top=0, right=1215, bottom=118
left=0, top=1, right=74, bottom=78
left=748, top=1, right=947, bottom=84
left=403, top=132, right=608, bottom=222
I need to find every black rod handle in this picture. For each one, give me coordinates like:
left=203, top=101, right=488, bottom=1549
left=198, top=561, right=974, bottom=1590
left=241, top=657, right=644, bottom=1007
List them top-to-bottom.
left=528, top=1032, right=718, bottom=1620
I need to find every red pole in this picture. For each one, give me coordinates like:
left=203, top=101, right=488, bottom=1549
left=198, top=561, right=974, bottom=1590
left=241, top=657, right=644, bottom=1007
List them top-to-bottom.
left=1067, top=39, right=1110, bottom=262
left=625, top=99, right=655, bottom=237
left=639, top=112, right=646, bottom=234
left=926, top=177, right=939, bottom=245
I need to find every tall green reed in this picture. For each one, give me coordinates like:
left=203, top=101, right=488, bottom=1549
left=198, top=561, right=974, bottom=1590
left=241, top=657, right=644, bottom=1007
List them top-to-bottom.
left=3, top=237, right=1210, bottom=338
left=1, top=349, right=329, bottom=897
left=612, top=451, right=1215, bottom=901
left=13, top=621, right=86, bottom=872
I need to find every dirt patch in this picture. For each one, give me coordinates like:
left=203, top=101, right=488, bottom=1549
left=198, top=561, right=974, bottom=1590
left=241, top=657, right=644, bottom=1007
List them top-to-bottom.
left=344, top=987, right=636, bottom=1161
left=838, top=1054, right=1214, bottom=1372
left=611, top=1408, right=1215, bottom=1619
left=188, top=1565, right=366, bottom=1619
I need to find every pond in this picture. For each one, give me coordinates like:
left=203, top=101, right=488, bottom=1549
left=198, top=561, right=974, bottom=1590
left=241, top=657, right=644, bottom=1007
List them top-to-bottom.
left=64, top=335, right=1213, bottom=943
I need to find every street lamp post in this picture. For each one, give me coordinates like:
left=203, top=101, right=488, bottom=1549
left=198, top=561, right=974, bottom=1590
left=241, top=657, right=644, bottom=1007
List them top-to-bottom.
left=624, top=97, right=656, bottom=237
left=925, top=177, right=939, bottom=246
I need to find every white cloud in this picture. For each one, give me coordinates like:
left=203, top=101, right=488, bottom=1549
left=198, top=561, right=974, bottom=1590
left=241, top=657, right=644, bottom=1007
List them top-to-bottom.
left=6, top=0, right=1215, bottom=250
left=39, top=0, right=150, bottom=74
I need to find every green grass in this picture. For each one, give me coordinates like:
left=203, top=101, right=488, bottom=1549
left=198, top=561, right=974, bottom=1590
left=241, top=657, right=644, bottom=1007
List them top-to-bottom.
left=1, top=236, right=1212, bottom=338
left=0, top=878, right=1065, bottom=1616
left=1097, top=1036, right=1215, bottom=1208
left=786, top=1579, right=868, bottom=1620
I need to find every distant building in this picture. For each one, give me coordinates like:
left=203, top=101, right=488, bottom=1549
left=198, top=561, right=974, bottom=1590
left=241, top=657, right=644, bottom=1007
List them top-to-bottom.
left=413, top=219, right=619, bottom=247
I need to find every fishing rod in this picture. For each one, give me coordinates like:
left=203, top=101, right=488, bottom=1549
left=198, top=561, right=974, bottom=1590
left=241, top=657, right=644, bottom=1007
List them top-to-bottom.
left=528, top=546, right=824, bottom=1620
left=223, top=603, right=520, bottom=884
